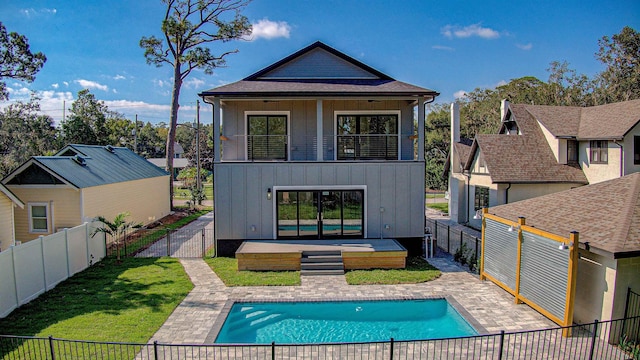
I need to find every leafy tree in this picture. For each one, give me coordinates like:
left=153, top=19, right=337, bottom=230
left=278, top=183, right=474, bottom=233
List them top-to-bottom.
left=140, top=0, right=252, bottom=207
left=0, top=22, right=46, bottom=100
left=594, top=26, right=640, bottom=103
left=545, top=61, right=594, bottom=106
left=61, top=89, right=110, bottom=145
left=0, top=96, right=58, bottom=177
left=138, top=121, right=167, bottom=158
left=184, top=123, right=213, bottom=172
left=92, top=212, right=142, bottom=262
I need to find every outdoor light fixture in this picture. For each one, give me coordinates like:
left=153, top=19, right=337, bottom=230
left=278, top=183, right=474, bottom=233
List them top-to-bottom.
left=219, top=134, right=229, bottom=141
left=267, top=188, right=272, bottom=200
left=473, top=209, right=483, bottom=220
left=558, top=243, right=569, bottom=250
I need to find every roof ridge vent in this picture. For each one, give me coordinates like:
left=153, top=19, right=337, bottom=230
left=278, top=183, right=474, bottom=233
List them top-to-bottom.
left=105, top=145, right=115, bottom=153
left=72, top=154, right=87, bottom=166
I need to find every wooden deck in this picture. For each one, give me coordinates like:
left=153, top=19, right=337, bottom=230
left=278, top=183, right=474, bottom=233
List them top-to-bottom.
left=235, top=239, right=407, bottom=271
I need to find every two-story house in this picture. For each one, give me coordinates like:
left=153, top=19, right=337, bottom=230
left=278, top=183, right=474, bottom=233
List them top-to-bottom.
left=199, top=41, right=438, bottom=257
left=448, top=99, right=640, bottom=227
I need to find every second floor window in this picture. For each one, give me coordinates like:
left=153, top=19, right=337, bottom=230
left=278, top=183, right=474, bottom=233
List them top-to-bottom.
left=337, top=114, right=398, bottom=160
left=248, top=115, right=287, bottom=160
left=567, top=140, right=578, bottom=164
left=590, top=140, right=608, bottom=164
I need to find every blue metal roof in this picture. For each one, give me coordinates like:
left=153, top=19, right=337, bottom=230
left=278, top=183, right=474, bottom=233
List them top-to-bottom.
left=32, top=144, right=169, bottom=188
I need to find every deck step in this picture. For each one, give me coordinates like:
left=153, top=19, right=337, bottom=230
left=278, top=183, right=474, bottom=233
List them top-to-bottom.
left=300, top=250, right=344, bottom=275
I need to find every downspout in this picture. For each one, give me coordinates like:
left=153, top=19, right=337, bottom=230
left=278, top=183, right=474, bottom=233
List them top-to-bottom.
left=614, top=141, right=624, bottom=177
left=465, top=172, right=470, bottom=223
left=504, top=183, right=511, bottom=204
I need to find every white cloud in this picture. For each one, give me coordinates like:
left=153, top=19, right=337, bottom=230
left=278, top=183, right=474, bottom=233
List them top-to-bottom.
left=20, top=8, right=57, bottom=17
left=245, top=19, right=291, bottom=41
left=441, top=24, right=500, bottom=39
left=516, top=43, right=533, bottom=50
left=432, top=45, right=454, bottom=51
left=113, top=74, right=126, bottom=80
left=184, top=77, right=205, bottom=89
left=75, top=79, right=108, bottom=91
left=153, top=79, right=168, bottom=88
left=63, top=81, right=69, bottom=87
left=51, top=83, right=59, bottom=89
left=7, top=86, right=32, bottom=96
left=112, top=89, right=118, bottom=94
left=453, top=90, right=467, bottom=99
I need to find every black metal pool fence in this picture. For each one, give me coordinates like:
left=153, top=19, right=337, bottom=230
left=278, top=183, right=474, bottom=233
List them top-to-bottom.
left=1, top=315, right=639, bottom=359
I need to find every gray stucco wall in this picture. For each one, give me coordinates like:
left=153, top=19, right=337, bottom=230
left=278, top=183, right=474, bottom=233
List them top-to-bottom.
left=213, top=161, right=425, bottom=240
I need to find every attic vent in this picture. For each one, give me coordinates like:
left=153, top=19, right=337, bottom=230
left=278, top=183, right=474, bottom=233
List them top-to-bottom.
left=105, top=145, right=115, bottom=153
left=72, top=155, right=87, bottom=166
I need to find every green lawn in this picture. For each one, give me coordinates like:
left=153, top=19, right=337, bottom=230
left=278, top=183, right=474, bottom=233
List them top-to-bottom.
left=173, top=183, right=213, bottom=200
left=426, top=202, right=448, bottom=213
left=204, top=257, right=300, bottom=286
left=345, top=257, right=441, bottom=285
left=0, top=258, right=192, bottom=344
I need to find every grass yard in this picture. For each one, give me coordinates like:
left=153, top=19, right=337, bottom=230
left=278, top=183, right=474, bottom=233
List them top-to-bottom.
left=173, top=183, right=213, bottom=200
left=426, top=202, right=448, bottom=213
left=205, top=257, right=300, bottom=286
left=345, top=257, right=441, bottom=285
left=0, top=258, right=192, bottom=343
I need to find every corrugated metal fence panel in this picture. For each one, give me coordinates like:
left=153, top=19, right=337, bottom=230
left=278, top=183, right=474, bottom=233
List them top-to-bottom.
left=484, top=218, right=518, bottom=290
left=520, top=231, right=569, bottom=320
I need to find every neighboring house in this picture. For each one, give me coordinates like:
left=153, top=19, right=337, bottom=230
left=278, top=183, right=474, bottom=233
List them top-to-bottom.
left=199, top=41, right=438, bottom=256
left=448, top=99, right=640, bottom=227
left=148, top=142, right=188, bottom=180
left=2, top=144, right=171, bottom=243
left=484, top=172, right=640, bottom=324
left=0, top=183, right=24, bottom=251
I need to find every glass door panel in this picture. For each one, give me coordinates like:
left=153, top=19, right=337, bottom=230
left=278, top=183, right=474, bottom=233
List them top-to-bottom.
left=277, top=191, right=298, bottom=237
left=297, top=191, right=318, bottom=237
left=321, top=191, right=342, bottom=237
left=342, top=191, right=363, bottom=236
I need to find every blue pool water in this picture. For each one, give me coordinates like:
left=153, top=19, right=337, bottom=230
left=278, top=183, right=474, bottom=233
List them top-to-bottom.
left=214, top=299, right=477, bottom=344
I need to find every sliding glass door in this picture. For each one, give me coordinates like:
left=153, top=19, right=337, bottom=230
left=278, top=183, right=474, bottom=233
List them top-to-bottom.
left=277, top=190, right=363, bottom=239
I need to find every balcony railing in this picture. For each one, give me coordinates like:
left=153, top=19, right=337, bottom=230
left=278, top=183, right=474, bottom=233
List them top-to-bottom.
left=222, top=134, right=410, bottom=161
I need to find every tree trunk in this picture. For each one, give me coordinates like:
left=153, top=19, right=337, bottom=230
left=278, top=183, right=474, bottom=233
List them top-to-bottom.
left=167, top=63, right=183, bottom=209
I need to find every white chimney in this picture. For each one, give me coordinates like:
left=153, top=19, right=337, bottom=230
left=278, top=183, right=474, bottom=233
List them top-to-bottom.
left=500, top=99, right=510, bottom=122
left=451, top=102, right=460, bottom=144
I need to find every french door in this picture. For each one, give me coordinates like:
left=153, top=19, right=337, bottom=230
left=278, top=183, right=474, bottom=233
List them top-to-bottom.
left=277, top=190, right=364, bottom=239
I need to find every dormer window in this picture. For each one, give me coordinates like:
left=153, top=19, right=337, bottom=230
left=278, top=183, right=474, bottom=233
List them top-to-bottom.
left=503, top=121, right=519, bottom=135
left=567, top=140, right=578, bottom=164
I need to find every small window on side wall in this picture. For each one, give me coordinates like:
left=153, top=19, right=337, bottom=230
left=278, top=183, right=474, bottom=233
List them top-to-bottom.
left=634, top=136, right=640, bottom=165
left=567, top=140, right=578, bottom=164
left=590, top=140, right=608, bottom=164
left=474, top=186, right=489, bottom=212
left=28, top=203, right=49, bottom=233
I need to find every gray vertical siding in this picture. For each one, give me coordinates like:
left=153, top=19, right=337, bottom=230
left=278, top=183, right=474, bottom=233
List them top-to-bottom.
left=213, top=162, right=425, bottom=240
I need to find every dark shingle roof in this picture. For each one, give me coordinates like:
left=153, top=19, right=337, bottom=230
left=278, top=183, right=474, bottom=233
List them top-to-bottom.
left=199, top=41, right=438, bottom=98
left=18, top=145, right=168, bottom=189
left=489, top=172, right=640, bottom=258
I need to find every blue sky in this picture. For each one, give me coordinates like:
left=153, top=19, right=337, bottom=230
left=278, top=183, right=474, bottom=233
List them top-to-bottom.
left=1, top=0, right=638, bottom=125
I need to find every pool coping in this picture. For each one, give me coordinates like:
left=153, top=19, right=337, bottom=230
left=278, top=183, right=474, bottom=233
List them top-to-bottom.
left=205, top=295, right=489, bottom=344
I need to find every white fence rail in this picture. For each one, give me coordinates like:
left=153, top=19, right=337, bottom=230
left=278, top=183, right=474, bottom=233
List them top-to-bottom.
left=0, top=222, right=106, bottom=318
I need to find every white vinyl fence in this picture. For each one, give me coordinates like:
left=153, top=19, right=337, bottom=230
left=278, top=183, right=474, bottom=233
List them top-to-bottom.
left=0, top=222, right=106, bottom=318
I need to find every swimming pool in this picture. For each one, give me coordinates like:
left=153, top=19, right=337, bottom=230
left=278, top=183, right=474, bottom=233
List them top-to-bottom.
left=212, top=298, right=479, bottom=344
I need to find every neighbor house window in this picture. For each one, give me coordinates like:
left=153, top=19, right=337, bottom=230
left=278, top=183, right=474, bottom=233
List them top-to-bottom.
left=337, top=114, right=398, bottom=160
left=247, top=115, right=288, bottom=160
left=635, top=136, right=640, bottom=165
left=567, top=140, right=578, bottom=164
left=590, top=140, right=608, bottom=164
left=474, top=187, right=489, bottom=211
left=28, top=203, right=49, bottom=233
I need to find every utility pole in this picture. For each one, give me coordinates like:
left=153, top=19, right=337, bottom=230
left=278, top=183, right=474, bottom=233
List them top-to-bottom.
left=133, top=114, right=138, bottom=154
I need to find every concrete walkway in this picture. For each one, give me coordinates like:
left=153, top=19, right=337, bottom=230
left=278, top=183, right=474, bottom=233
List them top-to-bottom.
left=149, top=255, right=555, bottom=345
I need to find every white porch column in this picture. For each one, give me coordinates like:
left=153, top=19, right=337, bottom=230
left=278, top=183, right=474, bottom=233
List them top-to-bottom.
left=213, top=97, right=221, bottom=163
left=418, top=97, right=425, bottom=161
left=316, top=99, right=323, bottom=161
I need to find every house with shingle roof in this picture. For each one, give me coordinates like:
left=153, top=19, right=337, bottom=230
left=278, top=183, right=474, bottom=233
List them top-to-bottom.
left=198, top=41, right=438, bottom=259
left=448, top=99, right=640, bottom=227
left=1, top=144, right=170, bottom=244
left=486, top=172, right=640, bottom=324
left=0, top=183, right=24, bottom=251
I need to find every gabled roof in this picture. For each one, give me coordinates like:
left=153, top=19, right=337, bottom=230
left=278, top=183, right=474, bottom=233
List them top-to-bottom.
left=199, top=41, right=438, bottom=99
left=511, top=99, right=640, bottom=140
left=465, top=105, right=588, bottom=184
left=443, top=139, right=472, bottom=177
left=2, top=144, right=169, bottom=189
left=489, top=172, right=640, bottom=258
left=0, top=183, right=24, bottom=209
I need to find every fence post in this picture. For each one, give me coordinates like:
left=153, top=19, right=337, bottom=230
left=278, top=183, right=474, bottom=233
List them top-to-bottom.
left=85, top=223, right=91, bottom=267
left=447, top=225, right=450, bottom=253
left=166, top=229, right=171, bottom=257
left=201, top=229, right=205, bottom=258
left=123, top=230, right=128, bottom=257
left=64, top=231, right=71, bottom=277
left=41, top=235, right=48, bottom=291
left=475, top=237, right=479, bottom=260
left=588, top=319, right=599, bottom=360
left=497, top=330, right=505, bottom=360
left=48, top=335, right=56, bottom=360
left=389, top=337, right=394, bottom=360
left=153, top=340, right=159, bottom=360
left=271, top=341, right=275, bottom=360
